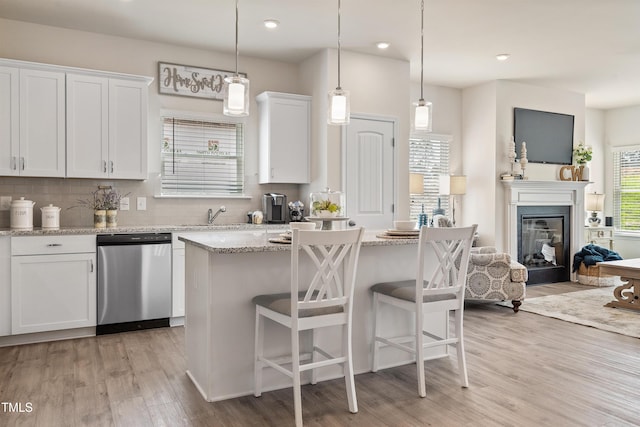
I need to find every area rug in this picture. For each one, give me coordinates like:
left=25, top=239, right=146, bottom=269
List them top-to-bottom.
left=502, top=287, right=640, bottom=339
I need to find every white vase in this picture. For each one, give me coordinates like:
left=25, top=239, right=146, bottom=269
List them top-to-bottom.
left=579, top=164, right=590, bottom=181
left=94, top=210, right=106, bottom=228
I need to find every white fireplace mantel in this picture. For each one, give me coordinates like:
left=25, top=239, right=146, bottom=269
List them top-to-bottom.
left=501, top=180, right=590, bottom=264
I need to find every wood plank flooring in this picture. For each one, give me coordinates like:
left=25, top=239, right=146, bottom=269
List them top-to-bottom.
left=1, top=282, right=639, bottom=426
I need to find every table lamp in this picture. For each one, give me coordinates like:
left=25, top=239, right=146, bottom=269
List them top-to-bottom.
left=410, top=173, right=427, bottom=228
left=439, top=175, right=466, bottom=226
left=586, top=192, right=605, bottom=227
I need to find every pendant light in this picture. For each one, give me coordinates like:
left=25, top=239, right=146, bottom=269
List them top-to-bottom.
left=223, top=0, right=249, bottom=117
left=328, top=0, right=350, bottom=125
left=413, top=0, right=432, bottom=131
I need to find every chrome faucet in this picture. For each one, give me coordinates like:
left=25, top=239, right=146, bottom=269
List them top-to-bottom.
left=207, top=206, right=226, bottom=224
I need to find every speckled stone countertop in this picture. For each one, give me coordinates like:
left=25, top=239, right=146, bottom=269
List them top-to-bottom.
left=0, top=223, right=288, bottom=237
left=179, top=229, right=419, bottom=254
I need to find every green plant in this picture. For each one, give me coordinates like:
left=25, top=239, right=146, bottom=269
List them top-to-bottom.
left=573, top=142, right=592, bottom=164
left=312, top=199, right=341, bottom=213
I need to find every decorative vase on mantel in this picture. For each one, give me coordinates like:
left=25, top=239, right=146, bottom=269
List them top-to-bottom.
left=578, top=163, right=590, bottom=181
left=94, top=209, right=106, bottom=228
left=106, top=209, right=118, bottom=228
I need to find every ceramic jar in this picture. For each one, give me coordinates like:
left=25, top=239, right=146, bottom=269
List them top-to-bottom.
left=10, top=197, right=35, bottom=230
left=41, top=204, right=61, bottom=229
left=106, top=209, right=118, bottom=228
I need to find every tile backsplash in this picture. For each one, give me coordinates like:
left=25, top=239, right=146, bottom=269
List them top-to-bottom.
left=0, top=176, right=302, bottom=229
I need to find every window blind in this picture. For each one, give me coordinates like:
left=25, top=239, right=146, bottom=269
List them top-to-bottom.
left=161, top=117, right=244, bottom=196
left=409, top=135, right=450, bottom=221
left=613, top=149, right=640, bottom=231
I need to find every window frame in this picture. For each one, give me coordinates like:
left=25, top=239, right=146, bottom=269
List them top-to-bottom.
left=158, top=111, right=249, bottom=199
left=409, top=133, right=451, bottom=222
left=612, top=144, right=640, bottom=234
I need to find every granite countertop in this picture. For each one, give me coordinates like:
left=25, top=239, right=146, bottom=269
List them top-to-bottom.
left=0, top=223, right=288, bottom=237
left=179, top=229, right=419, bottom=254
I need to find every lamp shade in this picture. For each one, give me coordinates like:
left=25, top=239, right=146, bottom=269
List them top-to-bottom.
left=410, top=173, right=424, bottom=194
left=439, top=175, right=466, bottom=195
left=586, top=193, right=605, bottom=212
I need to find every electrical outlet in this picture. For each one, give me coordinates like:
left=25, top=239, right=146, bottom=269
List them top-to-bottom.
left=0, top=196, right=11, bottom=211
left=120, top=197, right=130, bottom=211
left=136, top=197, right=146, bottom=211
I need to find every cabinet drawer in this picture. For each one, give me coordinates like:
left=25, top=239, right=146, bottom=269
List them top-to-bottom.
left=589, top=229, right=613, bottom=239
left=12, top=235, right=96, bottom=255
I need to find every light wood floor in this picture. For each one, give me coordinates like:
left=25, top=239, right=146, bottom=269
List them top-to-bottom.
left=1, top=282, right=639, bottom=427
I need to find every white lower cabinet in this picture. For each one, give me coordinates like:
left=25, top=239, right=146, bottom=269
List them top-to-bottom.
left=171, top=233, right=190, bottom=318
left=11, top=235, right=96, bottom=335
left=0, top=236, right=10, bottom=337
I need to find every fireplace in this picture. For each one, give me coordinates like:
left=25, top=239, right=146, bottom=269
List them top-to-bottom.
left=502, top=180, right=589, bottom=284
left=517, top=206, right=570, bottom=284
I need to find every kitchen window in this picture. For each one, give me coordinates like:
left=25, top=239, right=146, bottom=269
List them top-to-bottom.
left=161, top=116, right=244, bottom=196
left=409, top=134, right=451, bottom=221
left=613, top=147, right=640, bottom=232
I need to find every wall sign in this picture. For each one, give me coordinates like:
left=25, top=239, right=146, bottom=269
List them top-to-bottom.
left=158, top=62, right=247, bottom=100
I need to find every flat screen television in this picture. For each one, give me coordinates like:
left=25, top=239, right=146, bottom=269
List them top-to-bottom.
left=513, top=107, right=574, bottom=165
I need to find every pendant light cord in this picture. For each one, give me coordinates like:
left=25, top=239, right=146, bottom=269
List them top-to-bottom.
left=234, top=0, right=239, bottom=77
left=337, top=0, right=342, bottom=90
left=420, top=0, right=424, bottom=102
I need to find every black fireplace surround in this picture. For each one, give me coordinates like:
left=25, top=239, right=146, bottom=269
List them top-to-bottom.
left=517, top=205, right=571, bottom=285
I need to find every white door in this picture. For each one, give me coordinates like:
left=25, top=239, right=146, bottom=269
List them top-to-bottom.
left=0, top=66, right=19, bottom=176
left=19, top=68, right=66, bottom=177
left=66, top=74, right=109, bottom=178
left=109, top=79, right=148, bottom=179
left=343, top=116, right=395, bottom=229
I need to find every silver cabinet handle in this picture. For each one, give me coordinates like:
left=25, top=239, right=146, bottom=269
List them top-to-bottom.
left=12, top=156, right=16, bottom=170
left=20, top=157, right=25, bottom=170
left=103, top=160, right=107, bottom=173
left=110, top=161, right=114, bottom=174
left=271, top=167, right=274, bottom=178
left=46, top=243, right=63, bottom=247
left=90, top=260, right=94, bottom=273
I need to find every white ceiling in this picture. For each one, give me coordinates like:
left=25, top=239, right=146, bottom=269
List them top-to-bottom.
left=1, top=0, right=639, bottom=110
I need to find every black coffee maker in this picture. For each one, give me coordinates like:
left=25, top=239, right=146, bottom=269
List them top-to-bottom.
left=262, top=193, right=287, bottom=223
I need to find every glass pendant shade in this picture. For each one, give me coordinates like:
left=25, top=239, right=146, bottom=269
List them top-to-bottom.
left=223, top=75, right=250, bottom=117
left=328, top=88, right=350, bottom=125
left=413, top=100, right=432, bottom=131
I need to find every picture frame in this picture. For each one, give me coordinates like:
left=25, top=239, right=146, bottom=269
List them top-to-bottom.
left=158, top=62, right=247, bottom=100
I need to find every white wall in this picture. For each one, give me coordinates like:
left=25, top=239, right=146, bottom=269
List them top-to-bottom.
left=462, top=80, right=586, bottom=250
left=603, top=105, right=640, bottom=258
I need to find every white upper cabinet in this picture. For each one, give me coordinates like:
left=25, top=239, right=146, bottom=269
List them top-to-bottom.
left=0, top=58, right=151, bottom=180
left=0, top=66, right=19, bottom=176
left=0, top=68, right=67, bottom=177
left=66, top=74, right=109, bottom=178
left=66, top=75, right=148, bottom=179
left=108, top=79, right=148, bottom=179
left=257, top=91, right=311, bottom=184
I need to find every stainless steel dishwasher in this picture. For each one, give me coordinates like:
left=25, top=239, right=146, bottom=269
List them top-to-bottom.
left=97, top=233, right=172, bottom=335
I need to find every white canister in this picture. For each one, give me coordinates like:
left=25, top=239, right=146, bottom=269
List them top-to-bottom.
left=10, top=197, right=36, bottom=230
left=41, top=204, right=61, bottom=229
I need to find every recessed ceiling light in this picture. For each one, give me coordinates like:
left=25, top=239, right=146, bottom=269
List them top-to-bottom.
left=264, top=19, right=279, bottom=29
left=376, top=42, right=390, bottom=49
left=496, top=53, right=511, bottom=61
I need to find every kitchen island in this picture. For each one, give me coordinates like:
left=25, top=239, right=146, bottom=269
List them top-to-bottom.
left=180, top=229, right=447, bottom=402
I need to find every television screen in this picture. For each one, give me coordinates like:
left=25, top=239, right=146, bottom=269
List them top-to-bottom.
left=513, top=108, right=574, bottom=165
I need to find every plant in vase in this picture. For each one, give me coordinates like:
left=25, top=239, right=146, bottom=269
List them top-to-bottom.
left=573, top=141, right=593, bottom=181
left=72, top=187, right=128, bottom=228
left=311, top=199, right=341, bottom=218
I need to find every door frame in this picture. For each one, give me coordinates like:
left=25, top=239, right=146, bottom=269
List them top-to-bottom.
left=341, top=113, right=398, bottom=223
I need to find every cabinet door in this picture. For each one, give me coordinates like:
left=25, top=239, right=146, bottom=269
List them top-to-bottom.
left=0, top=66, right=19, bottom=176
left=19, top=69, right=66, bottom=177
left=66, top=74, right=109, bottom=178
left=108, top=79, right=148, bottom=179
left=258, top=93, right=310, bottom=184
left=0, top=237, right=10, bottom=337
left=11, top=253, right=96, bottom=334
